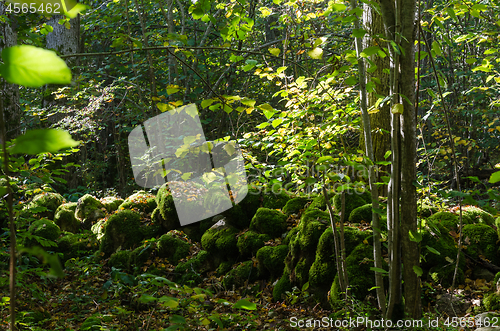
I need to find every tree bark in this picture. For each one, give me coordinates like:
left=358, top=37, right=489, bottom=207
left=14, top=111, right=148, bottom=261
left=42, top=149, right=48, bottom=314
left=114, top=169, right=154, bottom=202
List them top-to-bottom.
left=0, top=4, right=20, bottom=142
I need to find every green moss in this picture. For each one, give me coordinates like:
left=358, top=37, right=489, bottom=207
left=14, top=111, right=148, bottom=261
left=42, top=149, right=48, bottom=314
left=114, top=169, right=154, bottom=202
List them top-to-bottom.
left=156, top=184, right=170, bottom=204
left=262, top=187, right=291, bottom=209
left=359, top=190, right=372, bottom=204
left=119, top=191, right=157, bottom=214
left=28, top=192, right=64, bottom=219
left=157, top=193, right=180, bottom=230
left=332, top=193, right=368, bottom=220
left=75, top=194, right=106, bottom=229
left=307, top=195, right=326, bottom=211
left=101, top=197, right=124, bottom=213
left=282, top=197, right=310, bottom=215
left=54, top=202, right=79, bottom=233
left=349, top=204, right=372, bottom=223
left=417, top=204, right=438, bottom=218
left=461, top=206, right=496, bottom=226
left=250, top=208, right=287, bottom=238
left=300, top=209, right=330, bottom=228
left=99, top=210, right=143, bottom=257
left=428, top=212, right=459, bottom=232
left=29, top=218, right=61, bottom=242
left=91, top=219, right=106, bottom=241
left=298, top=220, right=327, bottom=252
left=421, top=220, right=464, bottom=270
left=462, top=223, right=499, bottom=264
left=201, top=225, right=239, bottom=258
left=283, top=227, right=299, bottom=246
left=309, top=228, right=337, bottom=290
left=237, top=230, right=270, bottom=257
left=157, top=231, right=191, bottom=265
left=57, top=232, right=100, bottom=262
left=129, top=242, right=155, bottom=272
left=332, top=243, right=377, bottom=302
left=256, top=245, right=288, bottom=278
left=109, top=250, right=132, bottom=270
left=174, top=250, right=210, bottom=285
left=294, top=257, right=309, bottom=286
left=222, top=260, right=259, bottom=290
left=216, top=261, right=233, bottom=276
left=429, top=264, right=464, bottom=288
left=273, top=268, right=292, bottom=301
left=329, top=275, right=342, bottom=309
left=484, top=292, right=500, bottom=311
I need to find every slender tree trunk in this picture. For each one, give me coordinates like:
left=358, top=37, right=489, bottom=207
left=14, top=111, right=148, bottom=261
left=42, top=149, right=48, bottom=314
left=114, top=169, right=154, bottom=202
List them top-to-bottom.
left=0, top=4, right=20, bottom=142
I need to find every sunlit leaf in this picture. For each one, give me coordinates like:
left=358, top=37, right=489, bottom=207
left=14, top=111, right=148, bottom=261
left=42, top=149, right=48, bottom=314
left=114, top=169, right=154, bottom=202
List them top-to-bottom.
left=0, top=45, right=71, bottom=88
left=10, top=129, right=79, bottom=155
left=233, top=298, right=257, bottom=310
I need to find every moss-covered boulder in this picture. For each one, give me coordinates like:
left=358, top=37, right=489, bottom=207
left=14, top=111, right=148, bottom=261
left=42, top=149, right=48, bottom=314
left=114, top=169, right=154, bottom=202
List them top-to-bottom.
left=155, top=185, right=180, bottom=230
left=236, top=185, right=262, bottom=219
left=262, top=187, right=291, bottom=209
left=119, top=191, right=157, bottom=214
left=26, top=192, right=64, bottom=219
left=332, top=192, right=368, bottom=221
left=75, top=194, right=106, bottom=229
left=307, top=194, right=326, bottom=211
left=101, top=197, right=124, bottom=213
left=282, top=197, right=310, bottom=215
left=54, top=202, right=79, bottom=233
left=349, top=204, right=372, bottom=223
left=417, top=204, right=438, bottom=218
left=460, top=206, right=496, bottom=226
left=250, top=208, right=287, bottom=238
left=99, top=210, right=144, bottom=257
left=428, top=211, right=459, bottom=232
left=28, top=218, right=61, bottom=245
left=91, top=219, right=106, bottom=241
left=421, top=220, right=464, bottom=271
left=201, top=221, right=239, bottom=260
left=462, top=224, right=499, bottom=264
left=283, top=227, right=299, bottom=246
left=309, top=228, right=337, bottom=301
left=237, top=230, right=270, bottom=257
left=157, top=231, right=191, bottom=265
left=57, top=232, right=100, bottom=262
left=128, top=242, right=155, bottom=273
left=330, top=243, right=377, bottom=304
left=256, top=245, right=288, bottom=278
left=108, top=250, right=132, bottom=270
left=174, top=250, right=211, bottom=285
left=222, top=260, right=259, bottom=290
left=273, top=268, right=292, bottom=301
left=483, top=292, right=500, bottom=311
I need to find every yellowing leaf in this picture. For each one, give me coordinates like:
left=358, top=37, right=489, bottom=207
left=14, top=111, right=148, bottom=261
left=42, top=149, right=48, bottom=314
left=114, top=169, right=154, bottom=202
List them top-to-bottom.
left=307, top=47, right=323, bottom=59
left=269, top=48, right=280, bottom=56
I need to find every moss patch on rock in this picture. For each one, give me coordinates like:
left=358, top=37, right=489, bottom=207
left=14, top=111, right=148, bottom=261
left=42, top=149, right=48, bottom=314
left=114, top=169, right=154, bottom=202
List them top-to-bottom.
left=262, top=187, right=291, bottom=209
left=119, top=191, right=157, bottom=214
left=27, top=192, right=64, bottom=219
left=332, top=192, right=368, bottom=221
left=75, top=194, right=106, bottom=229
left=101, top=197, right=124, bottom=213
left=282, top=197, right=310, bottom=215
left=54, top=202, right=79, bottom=233
left=349, top=204, right=372, bottom=223
left=417, top=204, right=438, bottom=218
left=460, top=206, right=496, bottom=226
left=250, top=208, right=287, bottom=238
left=99, top=210, right=143, bottom=257
left=428, top=211, right=459, bottom=232
left=29, top=218, right=61, bottom=244
left=421, top=220, right=464, bottom=270
left=201, top=223, right=239, bottom=259
left=462, top=223, right=499, bottom=264
left=237, top=230, right=270, bottom=257
left=157, top=231, right=191, bottom=265
left=57, top=232, right=100, bottom=263
left=256, top=245, right=288, bottom=278
left=108, top=250, right=132, bottom=270
left=174, top=250, right=211, bottom=285
left=222, top=260, right=259, bottom=290
left=273, top=269, right=292, bottom=301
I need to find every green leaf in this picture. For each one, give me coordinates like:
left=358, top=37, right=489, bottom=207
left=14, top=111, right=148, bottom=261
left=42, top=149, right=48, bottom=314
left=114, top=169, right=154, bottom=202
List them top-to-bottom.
left=330, top=3, right=346, bottom=11
left=352, top=28, right=367, bottom=38
left=432, top=41, right=442, bottom=57
left=0, top=45, right=71, bottom=88
left=360, top=46, right=381, bottom=58
left=307, top=47, right=323, bottom=59
left=269, top=48, right=280, bottom=56
left=201, top=99, right=215, bottom=109
left=259, top=104, right=276, bottom=119
left=272, top=118, right=283, bottom=128
left=10, top=129, right=79, bottom=155
left=317, top=156, right=333, bottom=164
left=489, top=171, right=500, bottom=184
left=409, top=230, right=422, bottom=242
left=426, top=245, right=440, bottom=255
left=413, top=265, right=423, bottom=277
left=370, top=267, right=388, bottom=274
left=138, top=294, right=157, bottom=303
left=159, top=296, right=179, bottom=309
left=233, top=298, right=257, bottom=310
left=170, top=315, right=186, bottom=324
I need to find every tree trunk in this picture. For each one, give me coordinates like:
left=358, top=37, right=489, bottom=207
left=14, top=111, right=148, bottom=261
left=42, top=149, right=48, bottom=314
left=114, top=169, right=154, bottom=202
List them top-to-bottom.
left=0, top=4, right=20, bottom=142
